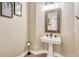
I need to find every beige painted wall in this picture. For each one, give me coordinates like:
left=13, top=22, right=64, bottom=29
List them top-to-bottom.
left=28, top=2, right=75, bottom=56
left=0, top=3, right=28, bottom=57
left=28, top=3, right=36, bottom=50
left=36, top=3, right=45, bottom=50
left=60, top=3, right=74, bottom=56
left=74, top=3, right=79, bottom=56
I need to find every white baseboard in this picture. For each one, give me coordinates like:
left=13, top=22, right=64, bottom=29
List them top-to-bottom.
left=53, top=52, right=64, bottom=57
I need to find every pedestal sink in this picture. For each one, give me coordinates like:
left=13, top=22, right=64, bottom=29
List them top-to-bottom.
left=40, top=35, right=61, bottom=57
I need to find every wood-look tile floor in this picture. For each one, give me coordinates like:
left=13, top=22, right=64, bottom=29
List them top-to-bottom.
left=24, top=53, right=47, bottom=57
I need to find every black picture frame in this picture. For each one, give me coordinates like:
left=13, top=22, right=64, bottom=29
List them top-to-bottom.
left=1, top=2, right=13, bottom=18
left=14, top=2, right=22, bottom=17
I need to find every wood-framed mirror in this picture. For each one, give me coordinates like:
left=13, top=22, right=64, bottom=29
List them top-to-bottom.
left=45, top=8, right=61, bottom=33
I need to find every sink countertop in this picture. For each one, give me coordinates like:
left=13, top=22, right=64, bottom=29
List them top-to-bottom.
left=40, top=36, right=61, bottom=44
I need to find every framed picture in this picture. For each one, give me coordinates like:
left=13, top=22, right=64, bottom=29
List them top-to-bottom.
left=1, top=2, right=13, bottom=18
left=14, top=2, right=22, bottom=17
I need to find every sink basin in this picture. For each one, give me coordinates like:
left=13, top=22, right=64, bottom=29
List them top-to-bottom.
left=40, top=35, right=61, bottom=57
left=40, top=36, right=61, bottom=44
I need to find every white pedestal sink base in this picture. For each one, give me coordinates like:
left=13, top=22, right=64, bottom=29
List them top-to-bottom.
left=40, top=36, right=62, bottom=57
left=47, top=44, right=53, bottom=57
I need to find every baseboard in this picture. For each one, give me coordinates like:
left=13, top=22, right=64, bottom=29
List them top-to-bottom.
left=53, top=52, right=64, bottom=57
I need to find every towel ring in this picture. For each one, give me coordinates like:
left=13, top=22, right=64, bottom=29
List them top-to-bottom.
left=76, top=16, right=79, bottom=20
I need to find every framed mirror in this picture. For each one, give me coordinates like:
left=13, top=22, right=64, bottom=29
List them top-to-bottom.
left=45, top=8, right=61, bottom=33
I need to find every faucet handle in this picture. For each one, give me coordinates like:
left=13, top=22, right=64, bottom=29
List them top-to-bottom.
left=50, top=33, right=52, bottom=37
left=46, top=34, right=48, bottom=37
left=55, top=35, right=57, bottom=38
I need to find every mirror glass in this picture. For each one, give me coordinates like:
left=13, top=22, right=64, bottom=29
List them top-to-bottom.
left=45, top=8, right=61, bottom=33
left=48, top=12, right=57, bottom=31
